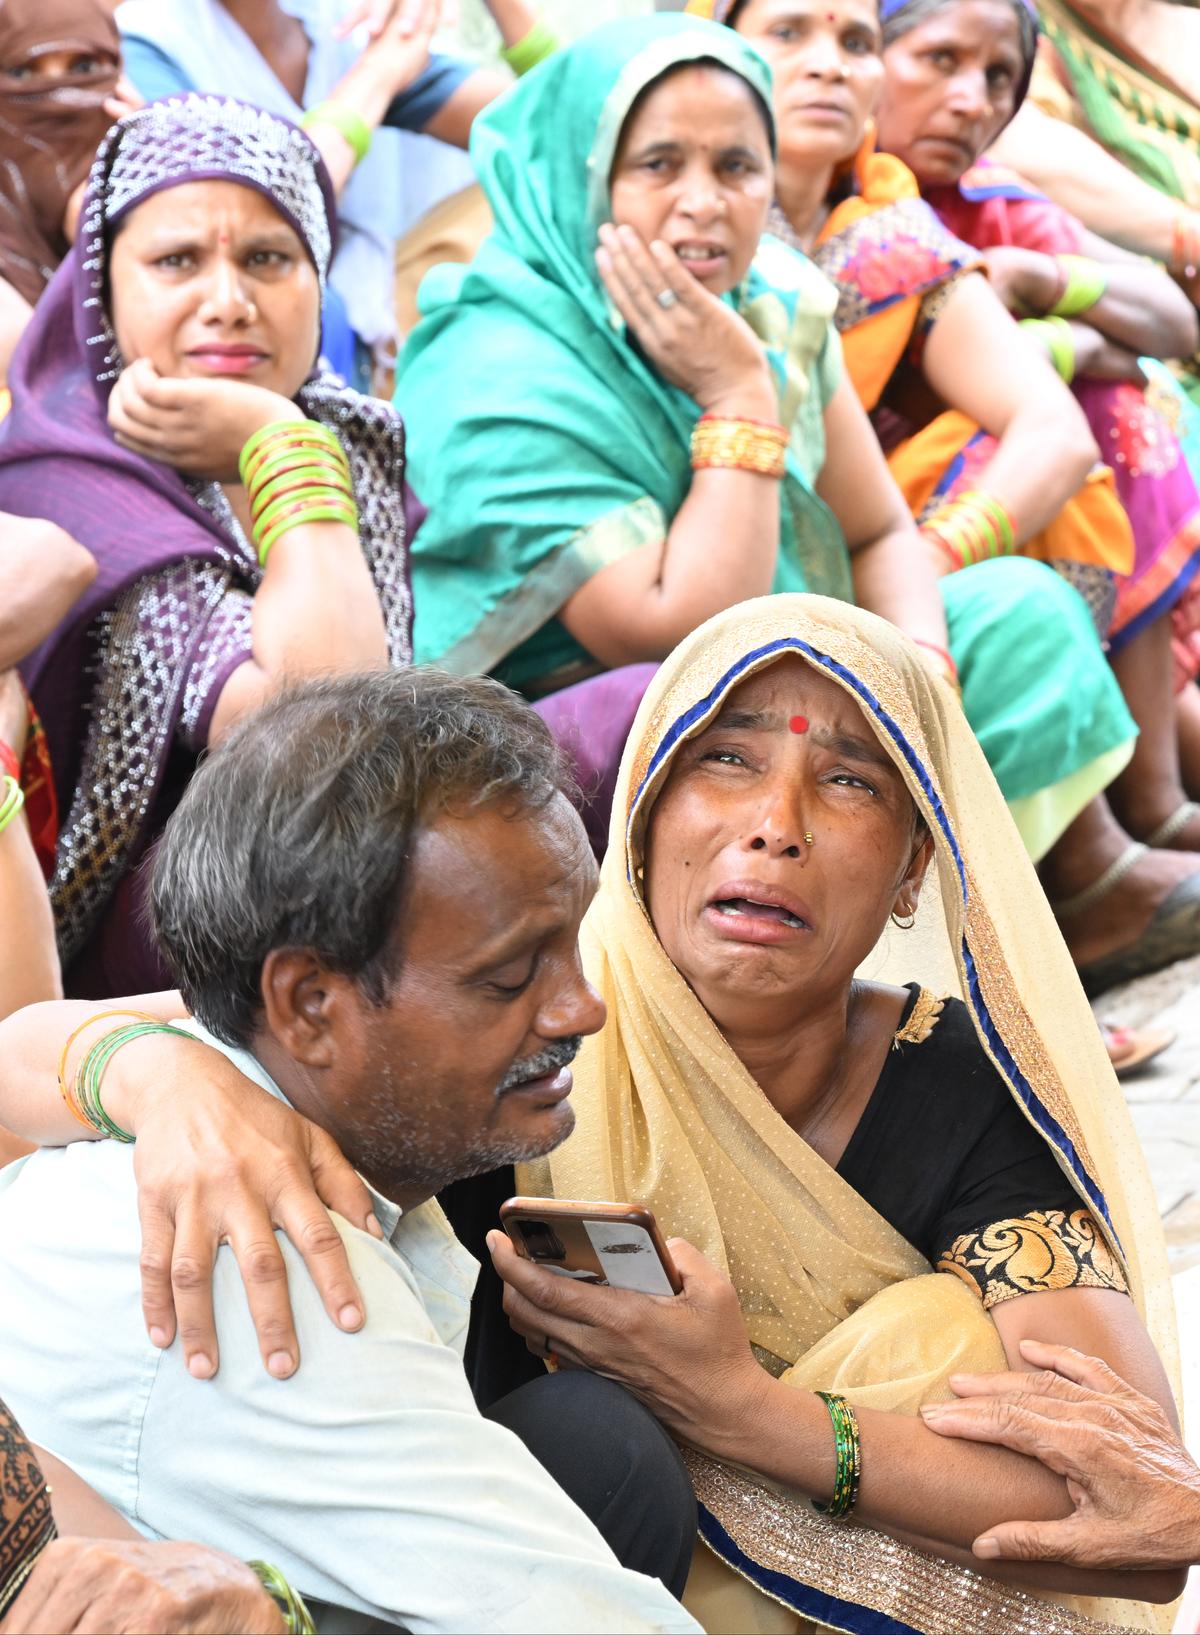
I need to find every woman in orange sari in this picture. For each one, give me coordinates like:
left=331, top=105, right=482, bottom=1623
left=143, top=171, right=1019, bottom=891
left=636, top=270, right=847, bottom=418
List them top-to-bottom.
left=696, top=0, right=1200, bottom=1005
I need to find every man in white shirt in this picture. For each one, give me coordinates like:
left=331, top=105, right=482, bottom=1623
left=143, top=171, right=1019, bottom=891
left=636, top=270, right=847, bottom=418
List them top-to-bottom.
left=0, top=669, right=699, bottom=1634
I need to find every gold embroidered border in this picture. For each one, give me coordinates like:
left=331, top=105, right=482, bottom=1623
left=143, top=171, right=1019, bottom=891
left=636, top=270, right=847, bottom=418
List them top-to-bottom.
left=938, top=1210, right=1128, bottom=1310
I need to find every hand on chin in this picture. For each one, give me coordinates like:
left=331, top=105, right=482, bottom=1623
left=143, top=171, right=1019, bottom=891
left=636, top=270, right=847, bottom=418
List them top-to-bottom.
left=108, top=356, right=305, bottom=483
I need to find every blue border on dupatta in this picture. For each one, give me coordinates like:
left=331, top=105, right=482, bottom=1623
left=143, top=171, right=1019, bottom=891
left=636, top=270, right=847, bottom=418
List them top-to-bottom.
left=629, top=636, right=1118, bottom=1238
left=698, top=1506, right=919, bottom=1635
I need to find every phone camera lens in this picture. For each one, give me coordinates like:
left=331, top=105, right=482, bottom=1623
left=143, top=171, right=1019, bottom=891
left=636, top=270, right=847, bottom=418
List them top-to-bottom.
left=517, top=1220, right=566, bottom=1261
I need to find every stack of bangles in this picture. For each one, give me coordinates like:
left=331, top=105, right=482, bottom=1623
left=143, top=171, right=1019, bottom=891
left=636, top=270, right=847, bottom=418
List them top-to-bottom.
left=691, top=414, right=788, bottom=478
left=239, top=420, right=358, bottom=567
left=920, top=489, right=1016, bottom=572
left=0, top=773, right=24, bottom=838
left=58, top=1013, right=190, bottom=1142
left=812, top=1391, right=861, bottom=1519
left=249, top=1560, right=316, bottom=1635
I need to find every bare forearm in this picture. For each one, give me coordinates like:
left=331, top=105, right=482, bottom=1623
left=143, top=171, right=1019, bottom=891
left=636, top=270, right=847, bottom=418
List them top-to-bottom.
left=483, top=0, right=540, bottom=47
left=990, top=109, right=1182, bottom=261
left=1082, top=266, right=1197, bottom=358
left=973, top=407, right=1096, bottom=544
left=561, top=469, right=780, bottom=667
left=210, top=523, right=388, bottom=741
left=849, top=526, right=949, bottom=652
left=0, top=538, right=96, bottom=670
left=0, top=826, right=61, bottom=1019
left=0, top=994, right=184, bottom=1145
left=723, top=1380, right=1177, bottom=1599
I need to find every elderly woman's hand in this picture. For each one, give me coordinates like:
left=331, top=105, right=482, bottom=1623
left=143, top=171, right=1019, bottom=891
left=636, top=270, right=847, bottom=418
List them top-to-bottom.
left=596, top=223, right=778, bottom=421
left=108, top=360, right=306, bottom=483
left=487, top=1228, right=771, bottom=1457
left=921, top=1338, right=1200, bottom=1570
left=0, top=1539, right=285, bottom=1634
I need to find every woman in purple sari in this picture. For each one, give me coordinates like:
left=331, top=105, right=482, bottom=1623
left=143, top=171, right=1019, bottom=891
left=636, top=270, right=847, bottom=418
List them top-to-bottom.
left=0, top=94, right=417, bottom=994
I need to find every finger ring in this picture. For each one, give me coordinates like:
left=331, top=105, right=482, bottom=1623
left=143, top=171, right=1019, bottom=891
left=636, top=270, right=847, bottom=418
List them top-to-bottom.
left=656, top=288, right=679, bottom=310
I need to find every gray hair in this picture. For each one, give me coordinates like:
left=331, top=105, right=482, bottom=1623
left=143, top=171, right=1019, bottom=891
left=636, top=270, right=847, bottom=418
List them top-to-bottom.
left=881, top=0, right=1037, bottom=66
left=149, top=669, right=575, bottom=1048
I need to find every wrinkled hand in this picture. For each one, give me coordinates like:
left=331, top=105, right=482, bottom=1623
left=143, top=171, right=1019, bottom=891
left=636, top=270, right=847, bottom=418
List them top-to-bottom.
left=596, top=222, right=776, bottom=417
left=108, top=360, right=305, bottom=483
left=117, top=1030, right=377, bottom=1380
left=488, top=1230, right=769, bottom=1457
left=921, top=1338, right=1200, bottom=1570
left=0, top=1539, right=284, bottom=1634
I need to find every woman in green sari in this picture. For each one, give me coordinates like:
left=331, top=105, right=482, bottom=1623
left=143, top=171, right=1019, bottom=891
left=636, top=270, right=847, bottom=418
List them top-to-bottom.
left=395, top=15, right=1139, bottom=898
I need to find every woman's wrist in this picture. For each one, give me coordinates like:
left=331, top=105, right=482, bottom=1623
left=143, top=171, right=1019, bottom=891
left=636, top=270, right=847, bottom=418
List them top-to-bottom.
left=700, top=374, right=779, bottom=423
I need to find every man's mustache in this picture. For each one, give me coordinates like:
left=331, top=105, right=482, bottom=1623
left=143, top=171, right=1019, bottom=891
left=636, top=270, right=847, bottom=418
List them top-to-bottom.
left=496, top=1035, right=583, bottom=1094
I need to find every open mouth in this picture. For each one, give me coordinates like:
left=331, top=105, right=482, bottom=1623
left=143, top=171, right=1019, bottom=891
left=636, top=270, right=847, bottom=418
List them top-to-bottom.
left=673, top=242, right=728, bottom=275
left=712, top=897, right=808, bottom=931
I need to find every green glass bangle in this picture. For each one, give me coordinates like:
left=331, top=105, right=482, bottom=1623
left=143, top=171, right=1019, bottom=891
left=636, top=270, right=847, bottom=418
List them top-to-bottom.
left=500, top=18, right=559, bottom=76
left=302, top=100, right=371, bottom=166
left=1050, top=254, right=1108, bottom=318
left=1020, top=316, right=1076, bottom=384
left=238, top=418, right=326, bottom=485
left=247, top=443, right=348, bottom=496
left=252, top=468, right=355, bottom=528
left=255, top=483, right=357, bottom=540
left=971, top=492, right=1016, bottom=555
left=258, top=502, right=360, bottom=566
left=0, top=774, right=24, bottom=837
left=75, top=1022, right=191, bottom=1143
left=812, top=1390, right=861, bottom=1519
left=248, top=1562, right=315, bottom=1635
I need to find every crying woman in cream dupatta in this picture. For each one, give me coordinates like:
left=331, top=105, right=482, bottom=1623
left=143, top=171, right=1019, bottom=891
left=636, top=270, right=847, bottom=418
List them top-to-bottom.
left=514, top=595, right=1178, bottom=1635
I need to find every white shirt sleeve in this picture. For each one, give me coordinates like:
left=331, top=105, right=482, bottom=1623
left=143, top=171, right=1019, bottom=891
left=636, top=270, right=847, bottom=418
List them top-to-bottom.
left=132, top=1217, right=699, bottom=1635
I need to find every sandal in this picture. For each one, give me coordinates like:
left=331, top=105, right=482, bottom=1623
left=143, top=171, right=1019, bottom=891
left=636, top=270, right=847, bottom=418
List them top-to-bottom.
left=1054, top=843, right=1200, bottom=996
left=1102, top=1020, right=1176, bottom=1078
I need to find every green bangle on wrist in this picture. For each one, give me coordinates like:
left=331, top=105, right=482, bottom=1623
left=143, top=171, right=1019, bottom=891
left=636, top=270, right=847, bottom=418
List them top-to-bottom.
left=500, top=18, right=559, bottom=76
left=301, top=100, right=372, bottom=166
left=1049, top=254, right=1108, bottom=318
left=1020, top=315, right=1076, bottom=384
left=0, top=774, right=24, bottom=838
left=248, top=1562, right=315, bottom=1635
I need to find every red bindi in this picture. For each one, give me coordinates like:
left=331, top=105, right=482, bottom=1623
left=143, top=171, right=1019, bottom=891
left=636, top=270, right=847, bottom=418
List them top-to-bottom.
left=789, top=715, right=810, bottom=734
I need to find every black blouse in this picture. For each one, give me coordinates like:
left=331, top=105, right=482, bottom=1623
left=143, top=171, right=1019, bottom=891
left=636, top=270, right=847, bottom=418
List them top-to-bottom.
left=841, top=984, right=1125, bottom=1308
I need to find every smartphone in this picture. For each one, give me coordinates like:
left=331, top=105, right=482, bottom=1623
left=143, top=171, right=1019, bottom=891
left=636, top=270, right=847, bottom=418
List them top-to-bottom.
left=499, top=1197, right=682, bottom=1296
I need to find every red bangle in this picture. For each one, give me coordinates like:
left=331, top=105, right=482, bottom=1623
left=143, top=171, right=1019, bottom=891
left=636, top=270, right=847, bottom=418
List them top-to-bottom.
left=913, top=637, right=959, bottom=683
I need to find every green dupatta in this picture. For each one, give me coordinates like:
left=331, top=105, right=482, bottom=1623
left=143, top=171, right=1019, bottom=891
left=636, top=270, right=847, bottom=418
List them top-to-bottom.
left=394, top=14, right=848, bottom=690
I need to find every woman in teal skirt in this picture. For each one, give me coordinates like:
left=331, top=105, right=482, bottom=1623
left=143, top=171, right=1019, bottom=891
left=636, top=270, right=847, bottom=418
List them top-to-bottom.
left=395, top=13, right=1200, bottom=987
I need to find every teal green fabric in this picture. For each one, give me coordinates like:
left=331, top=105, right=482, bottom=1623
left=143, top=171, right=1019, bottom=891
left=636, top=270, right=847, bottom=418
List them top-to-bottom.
left=395, top=13, right=849, bottom=687
left=946, top=557, right=1135, bottom=804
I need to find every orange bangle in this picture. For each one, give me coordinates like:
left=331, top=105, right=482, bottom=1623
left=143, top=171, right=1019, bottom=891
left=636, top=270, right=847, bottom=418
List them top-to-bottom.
left=58, top=1009, right=158, bottom=1129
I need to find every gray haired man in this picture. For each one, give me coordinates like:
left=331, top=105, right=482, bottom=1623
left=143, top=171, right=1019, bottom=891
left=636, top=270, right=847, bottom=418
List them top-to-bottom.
left=0, top=669, right=698, bottom=1634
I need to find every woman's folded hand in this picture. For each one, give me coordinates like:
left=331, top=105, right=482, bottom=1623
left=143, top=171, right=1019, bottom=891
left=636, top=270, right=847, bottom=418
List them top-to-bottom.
left=108, top=359, right=307, bottom=483
left=487, top=1228, right=771, bottom=1457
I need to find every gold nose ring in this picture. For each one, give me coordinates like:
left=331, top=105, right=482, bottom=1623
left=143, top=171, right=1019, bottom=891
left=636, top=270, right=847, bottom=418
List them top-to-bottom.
left=804, top=832, right=814, bottom=847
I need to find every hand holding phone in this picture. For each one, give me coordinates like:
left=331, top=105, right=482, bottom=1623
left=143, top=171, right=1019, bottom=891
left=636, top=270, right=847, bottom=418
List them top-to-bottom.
left=499, top=1197, right=682, bottom=1296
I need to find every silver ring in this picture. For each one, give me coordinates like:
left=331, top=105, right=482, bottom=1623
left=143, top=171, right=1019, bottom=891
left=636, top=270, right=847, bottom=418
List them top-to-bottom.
left=655, top=287, right=679, bottom=310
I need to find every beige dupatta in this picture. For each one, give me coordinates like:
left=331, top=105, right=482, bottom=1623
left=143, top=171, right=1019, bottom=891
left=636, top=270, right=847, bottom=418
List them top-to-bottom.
left=523, top=594, right=1176, bottom=1635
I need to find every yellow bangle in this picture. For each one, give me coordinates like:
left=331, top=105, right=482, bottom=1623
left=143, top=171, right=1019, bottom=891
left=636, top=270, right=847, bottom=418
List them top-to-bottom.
left=691, top=415, right=788, bottom=478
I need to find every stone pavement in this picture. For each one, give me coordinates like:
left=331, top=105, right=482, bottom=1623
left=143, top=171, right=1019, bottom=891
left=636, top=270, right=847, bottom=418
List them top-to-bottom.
left=1095, top=958, right=1200, bottom=1632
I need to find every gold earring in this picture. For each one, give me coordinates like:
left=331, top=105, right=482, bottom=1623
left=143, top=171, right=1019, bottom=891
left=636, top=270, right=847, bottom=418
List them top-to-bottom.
left=891, top=908, right=916, bottom=930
